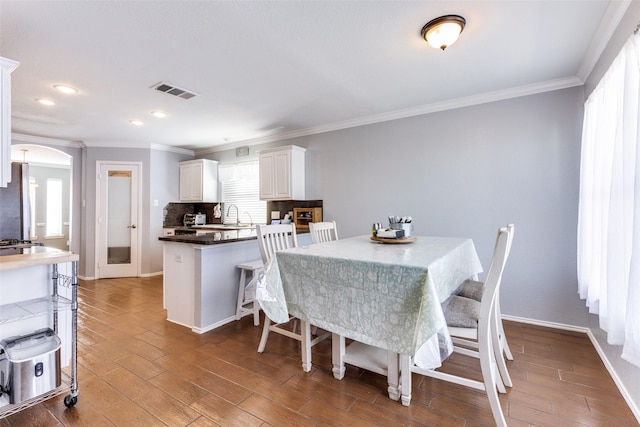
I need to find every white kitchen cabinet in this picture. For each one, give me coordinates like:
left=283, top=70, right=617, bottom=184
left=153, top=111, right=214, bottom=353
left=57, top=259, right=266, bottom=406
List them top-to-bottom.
left=0, top=57, right=19, bottom=188
left=259, top=145, right=306, bottom=200
left=179, top=159, right=219, bottom=202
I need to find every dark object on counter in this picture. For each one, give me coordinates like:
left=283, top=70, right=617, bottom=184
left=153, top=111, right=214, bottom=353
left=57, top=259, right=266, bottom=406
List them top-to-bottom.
left=0, top=163, right=31, bottom=241
left=293, top=207, right=322, bottom=230
left=183, top=213, right=206, bottom=226
left=175, top=228, right=197, bottom=235
left=0, top=239, right=44, bottom=256
left=0, top=328, right=62, bottom=404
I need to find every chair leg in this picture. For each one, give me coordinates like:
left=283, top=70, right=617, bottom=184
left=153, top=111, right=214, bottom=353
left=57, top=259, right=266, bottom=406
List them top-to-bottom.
left=236, top=268, right=247, bottom=321
left=251, top=268, right=261, bottom=326
left=496, top=295, right=514, bottom=360
left=252, top=300, right=260, bottom=326
left=492, top=304, right=513, bottom=388
left=257, top=317, right=272, bottom=353
left=498, top=318, right=514, bottom=361
left=479, top=321, right=508, bottom=427
left=501, top=331, right=514, bottom=360
left=491, top=352, right=507, bottom=394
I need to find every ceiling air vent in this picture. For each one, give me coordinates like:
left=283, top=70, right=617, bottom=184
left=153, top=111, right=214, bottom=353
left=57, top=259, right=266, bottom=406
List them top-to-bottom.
left=150, top=82, right=198, bottom=100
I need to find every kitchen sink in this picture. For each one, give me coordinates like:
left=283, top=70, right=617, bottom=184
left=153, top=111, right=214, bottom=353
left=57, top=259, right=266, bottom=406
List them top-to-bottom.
left=194, top=224, right=256, bottom=230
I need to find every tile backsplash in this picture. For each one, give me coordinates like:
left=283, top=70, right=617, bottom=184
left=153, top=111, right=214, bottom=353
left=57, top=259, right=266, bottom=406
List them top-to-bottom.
left=266, top=200, right=323, bottom=221
left=163, top=202, right=223, bottom=227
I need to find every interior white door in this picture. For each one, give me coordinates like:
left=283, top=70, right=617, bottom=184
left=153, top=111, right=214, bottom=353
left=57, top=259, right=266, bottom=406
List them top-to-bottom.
left=96, top=162, right=140, bottom=278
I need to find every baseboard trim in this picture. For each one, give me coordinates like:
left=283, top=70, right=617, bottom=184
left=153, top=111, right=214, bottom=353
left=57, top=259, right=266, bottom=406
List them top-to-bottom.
left=140, top=271, right=163, bottom=278
left=79, top=272, right=162, bottom=280
left=501, top=314, right=590, bottom=333
left=502, top=315, right=640, bottom=423
left=192, top=316, right=236, bottom=334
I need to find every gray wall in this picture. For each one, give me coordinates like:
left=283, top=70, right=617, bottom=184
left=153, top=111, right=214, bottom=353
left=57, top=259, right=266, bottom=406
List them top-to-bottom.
left=585, top=2, right=640, bottom=98
left=210, top=86, right=639, bottom=410
left=211, top=87, right=588, bottom=327
left=81, top=146, right=192, bottom=278
left=81, top=147, right=149, bottom=278
left=149, top=148, right=193, bottom=274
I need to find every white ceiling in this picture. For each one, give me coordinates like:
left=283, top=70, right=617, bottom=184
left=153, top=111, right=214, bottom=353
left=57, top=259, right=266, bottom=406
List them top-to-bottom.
left=0, top=1, right=630, bottom=153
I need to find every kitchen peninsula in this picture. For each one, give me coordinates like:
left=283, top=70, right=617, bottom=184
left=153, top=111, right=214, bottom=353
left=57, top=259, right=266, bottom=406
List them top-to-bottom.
left=159, top=228, right=311, bottom=333
left=159, top=229, right=260, bottom=333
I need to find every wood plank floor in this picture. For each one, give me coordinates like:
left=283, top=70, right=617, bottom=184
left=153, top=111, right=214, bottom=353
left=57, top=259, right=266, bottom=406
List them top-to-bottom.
left=1, top=275, right=637, bottom=426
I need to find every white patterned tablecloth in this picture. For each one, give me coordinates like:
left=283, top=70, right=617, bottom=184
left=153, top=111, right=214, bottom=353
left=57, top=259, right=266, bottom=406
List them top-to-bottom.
left=258, top=235, right=483, bottom=359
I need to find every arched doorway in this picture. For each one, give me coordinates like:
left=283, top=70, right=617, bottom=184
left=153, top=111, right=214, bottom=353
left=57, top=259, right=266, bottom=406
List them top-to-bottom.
left=10, top=144, right=72, bottom=250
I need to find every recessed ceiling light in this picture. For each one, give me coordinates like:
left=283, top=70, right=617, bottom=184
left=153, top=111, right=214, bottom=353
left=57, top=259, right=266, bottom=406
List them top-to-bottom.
left=53, top=84, right=78, bottom=94
left=36, top=98, right=56, bottom=106
left=150, top=111, right=167, bottom=118
left=129, top=120, right=144, bottom=126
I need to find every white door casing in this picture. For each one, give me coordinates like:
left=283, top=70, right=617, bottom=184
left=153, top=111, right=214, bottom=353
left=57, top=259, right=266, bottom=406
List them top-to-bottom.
left=95, top=161, right=141, bottom=278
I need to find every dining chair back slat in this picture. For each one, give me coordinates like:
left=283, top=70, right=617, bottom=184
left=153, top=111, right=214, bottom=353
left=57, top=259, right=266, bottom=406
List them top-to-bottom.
left=309, top=221, right=339, bottom=244
left=255, top=223, right=329, bottom=371
left=257, top=223, right=298, bottom=265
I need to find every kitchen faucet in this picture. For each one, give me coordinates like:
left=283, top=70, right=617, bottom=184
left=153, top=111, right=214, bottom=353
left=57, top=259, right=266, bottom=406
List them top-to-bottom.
left=226, top=204, right=239, bottom=226
left=244, top=211, right=253, bottom=226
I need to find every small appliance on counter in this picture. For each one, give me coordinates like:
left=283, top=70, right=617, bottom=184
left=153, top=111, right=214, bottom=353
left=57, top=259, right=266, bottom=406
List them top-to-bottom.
left=183, top=213, right=206, bottom=226
left=0, top=239, right=45, bottom=256
left=0, top=328, right=62, bottom=404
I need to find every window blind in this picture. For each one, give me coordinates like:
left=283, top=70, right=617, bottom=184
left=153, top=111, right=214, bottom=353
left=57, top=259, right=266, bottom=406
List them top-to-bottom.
left=219, top=160, right=266, bottom=225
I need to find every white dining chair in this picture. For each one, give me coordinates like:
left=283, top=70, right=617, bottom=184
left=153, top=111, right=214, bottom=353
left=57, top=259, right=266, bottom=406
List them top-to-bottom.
left=308, top=221, right=338, bottom=244
left=453, top=223, right=515, bottom=386
left=256, top=224, right=329, bottom=369
left=405, top=225, right=513, bottom=427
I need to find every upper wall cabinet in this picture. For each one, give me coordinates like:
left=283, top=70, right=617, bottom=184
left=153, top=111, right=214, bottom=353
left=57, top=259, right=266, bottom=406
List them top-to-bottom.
left=1, top=57, right=19, bottom=188
left=259, top=145, right=306, bottom=200
left=179, top=159, right=219, bottom=202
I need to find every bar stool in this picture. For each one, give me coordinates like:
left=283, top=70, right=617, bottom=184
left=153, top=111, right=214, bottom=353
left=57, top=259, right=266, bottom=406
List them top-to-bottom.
left=236, top=259, right=264, bottom=326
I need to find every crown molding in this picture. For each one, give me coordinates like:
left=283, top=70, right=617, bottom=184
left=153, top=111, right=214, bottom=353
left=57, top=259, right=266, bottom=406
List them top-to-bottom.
left=577, top=0, right=632, bottom=81
left=199, top=76, right=584, bottom=154
left=11, top=132, right=85, bottom=148
left=150, top=143, right=194, bottom=156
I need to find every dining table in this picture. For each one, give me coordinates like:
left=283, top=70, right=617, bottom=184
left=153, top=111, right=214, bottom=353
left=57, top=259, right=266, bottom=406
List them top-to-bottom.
left=257, top=234, right=483, bottom=402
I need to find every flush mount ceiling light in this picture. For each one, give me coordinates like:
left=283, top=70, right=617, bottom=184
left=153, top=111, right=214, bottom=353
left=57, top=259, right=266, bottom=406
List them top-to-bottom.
left=421, top=15, right=466, bottom=51
left=53, top=84, right=78, bottom=94
left=36, top=98, right=55, bottom=106
left=150, top=110, right=167, bottom=118
left=129, top=119, right=144, bottom=126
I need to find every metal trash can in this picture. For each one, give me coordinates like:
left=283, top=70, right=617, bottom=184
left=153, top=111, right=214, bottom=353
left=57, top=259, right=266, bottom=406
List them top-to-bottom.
left=0, top=328, right=61, bottom=404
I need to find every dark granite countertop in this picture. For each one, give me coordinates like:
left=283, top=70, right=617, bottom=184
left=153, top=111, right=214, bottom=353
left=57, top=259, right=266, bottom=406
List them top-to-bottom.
left=159, top=229, right=257, bottom=245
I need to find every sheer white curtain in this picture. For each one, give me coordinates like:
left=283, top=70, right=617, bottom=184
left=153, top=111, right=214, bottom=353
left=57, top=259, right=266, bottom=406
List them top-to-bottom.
left=578, top=31, right=640, bottom=367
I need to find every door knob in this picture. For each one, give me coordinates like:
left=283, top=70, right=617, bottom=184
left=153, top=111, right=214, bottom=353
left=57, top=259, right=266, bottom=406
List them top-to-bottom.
left=128, top=225, right=137, bottom=229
